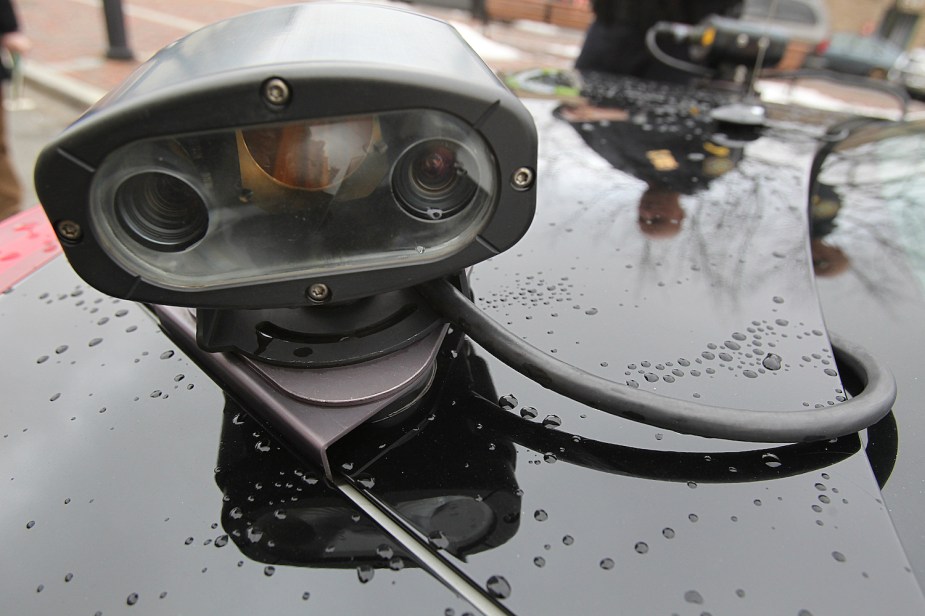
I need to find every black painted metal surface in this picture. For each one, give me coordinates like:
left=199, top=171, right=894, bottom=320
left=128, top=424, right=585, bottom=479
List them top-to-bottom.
left=3, top=73, right=925, bottom=615
left=336, top=80, right=925, bottom=613
left=811, top=119, right=925, bottom=585
left=0, top=259, right=478, bottom=615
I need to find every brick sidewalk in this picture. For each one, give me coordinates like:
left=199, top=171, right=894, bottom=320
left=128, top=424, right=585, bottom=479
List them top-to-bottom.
left=15, top=0, right=584, bottom=107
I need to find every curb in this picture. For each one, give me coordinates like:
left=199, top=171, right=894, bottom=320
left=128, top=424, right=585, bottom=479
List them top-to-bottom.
left=23, top=63, right=106, bottom=111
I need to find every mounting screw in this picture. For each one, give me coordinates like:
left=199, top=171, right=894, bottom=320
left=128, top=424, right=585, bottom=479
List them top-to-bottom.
left=263, top=78, right=291, bottom=106
left=511, top=167, right=535, bottom=191
left=56, top=220, right=82, bottom=242
left=307, top=283, right=331, bottom=303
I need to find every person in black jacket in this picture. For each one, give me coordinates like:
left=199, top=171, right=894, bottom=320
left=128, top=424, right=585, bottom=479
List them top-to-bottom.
left=1, top=0, right=30, bottom=220
left=575, top=0, right=741, bottom=82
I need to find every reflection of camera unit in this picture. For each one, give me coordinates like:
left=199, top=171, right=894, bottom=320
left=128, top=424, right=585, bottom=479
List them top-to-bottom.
left=215, top=394, right=521, bottom=566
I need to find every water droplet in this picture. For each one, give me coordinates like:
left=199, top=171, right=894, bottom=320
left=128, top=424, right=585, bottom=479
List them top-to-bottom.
left=772, top=296, right=785, bottom=304
left=585, top=308, right=598, bottom=316
left=88, top=338, right=102, bottom=347
left=725, top=340, right=741, bottom=350
left=55, top=345, right=68, bottom=354
left=160, top=350, right=175, bottom=360
left=762, top=354, right=782, bottom=371
left=36, top=355, right=49, bottom=364
left=824, top=368, right=838, bottom=377
left=743, top=370, right=758, bottom=378
left=644, top=373, right=659, bottom=383
left=626, top=379, right=639, bottom=388
left=150, top=390, right=162, bottom=398
left=498, top=394, right=518, bottom=410
left=520, top=406, right=538, bottom=419
left=542, top=415, right=562, bottom=429
left=544, top=453, right=557, bottom=464
left=762, top=453, right=782, bottom=468
left=357, top=476, right=376, bottom=489
left=687, top=481, right=698, bottom=489
left=754, top=499, right=762, bottom=506
left=534, top=509, right=549, bottom=522
left=688, top=513, right=699, bottom=522
left=662, top=528, right=675, bottom=539
left=429, top=530, right=450, bottom=549
left=214, top=534, right=229, bottom=548
left=562, top=535, right=574, bottom=546
left=184, top=537, right=194, bottom=545
left=634, top=541, right=649, bottom=554
left=377, top=544, right=394, bottom=559
left=832, top=551, right=846, bottom=563
left=389, top=556, right=405, bottom=570
left=534, top=556, right=546, bottom=567
left=600, top=558, right=615, bottom=570
left=357, top=565, right=375, bottom=583
left=264, top=566, right=276, bottom=577
left=65, top=572, right=73, bottom=582
left=486, top=575, right=511, bottom=599
left=36, top=584, right=44, bottom=593
left=736, top=588, right=746, bottom=598
left=684, top=590, right=704, bottom=604
left=127, top=592, right=139, bottom=606
left=301, top=592, right=311, bottom=601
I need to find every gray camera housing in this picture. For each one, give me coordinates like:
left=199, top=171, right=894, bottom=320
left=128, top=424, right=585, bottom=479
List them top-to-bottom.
left=35, top=3, right=537, bottom=308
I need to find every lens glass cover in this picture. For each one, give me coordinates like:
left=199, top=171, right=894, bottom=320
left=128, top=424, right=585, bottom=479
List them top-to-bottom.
left=90, top=110, right=497, bottom=290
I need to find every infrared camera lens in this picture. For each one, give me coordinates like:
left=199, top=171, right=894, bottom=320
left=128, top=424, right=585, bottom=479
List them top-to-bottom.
left=394, top=140, right=478, bottom=220
left=413, top=143, right=457, bottom=192
left=115, top=172, right=208, bottom=252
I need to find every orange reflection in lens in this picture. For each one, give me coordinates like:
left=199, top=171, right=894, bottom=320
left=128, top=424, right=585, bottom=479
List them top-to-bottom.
left=241, top=118, right=375, bottom=191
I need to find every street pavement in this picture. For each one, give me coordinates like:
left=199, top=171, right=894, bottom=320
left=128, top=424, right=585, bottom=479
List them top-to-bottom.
left=14, top=0, right=584, bottom=105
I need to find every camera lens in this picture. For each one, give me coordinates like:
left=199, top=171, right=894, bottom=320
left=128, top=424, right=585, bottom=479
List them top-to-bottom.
left=393, top=140, right=478, bottom=220
left=115, top=172, right=208, bottom=251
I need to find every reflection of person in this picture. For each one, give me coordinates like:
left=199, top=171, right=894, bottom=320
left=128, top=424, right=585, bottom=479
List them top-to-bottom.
left=1, top=0, right=31, bottom=221
left=575, top=0, right=741, bottom=82
left=555, top=102, right=741, bottom=238
left=809, top=183, right=850, bottom=277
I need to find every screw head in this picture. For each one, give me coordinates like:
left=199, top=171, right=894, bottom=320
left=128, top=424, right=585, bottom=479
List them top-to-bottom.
left=263, top=78, right=291, bottom=106
left=511, top=167, right=535, bottom=191
left=56, top=220, right=82, bottom=242
left=307, top=283, right=331, bottom=303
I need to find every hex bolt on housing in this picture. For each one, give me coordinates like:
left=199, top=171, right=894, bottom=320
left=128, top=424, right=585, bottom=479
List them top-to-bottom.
left=263, top=78, right=291, bottom=106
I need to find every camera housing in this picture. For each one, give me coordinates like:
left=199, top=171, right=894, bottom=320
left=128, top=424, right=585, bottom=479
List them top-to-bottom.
left=35, top=2, right=537, bottom=308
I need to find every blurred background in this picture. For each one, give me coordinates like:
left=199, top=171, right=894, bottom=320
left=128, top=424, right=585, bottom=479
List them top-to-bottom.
left=6, top=0, right=925, bottom=213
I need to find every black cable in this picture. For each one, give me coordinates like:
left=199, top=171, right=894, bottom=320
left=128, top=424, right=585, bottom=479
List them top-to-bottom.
left=645, top=23, right=716, bottom=78
left=418, top=278, right=896, bottom=443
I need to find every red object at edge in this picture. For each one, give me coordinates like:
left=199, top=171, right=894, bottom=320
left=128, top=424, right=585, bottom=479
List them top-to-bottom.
left=0, top=206, right=63, bottom=292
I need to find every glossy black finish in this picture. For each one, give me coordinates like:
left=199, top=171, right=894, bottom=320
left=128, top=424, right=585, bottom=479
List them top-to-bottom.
left=5, top=72, right=925, bottom=615
left=342, top=77, right=925, bottom=613
left=809, top=119, right=925, bottom=582
left=0, top=259, right=478, bottom=615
